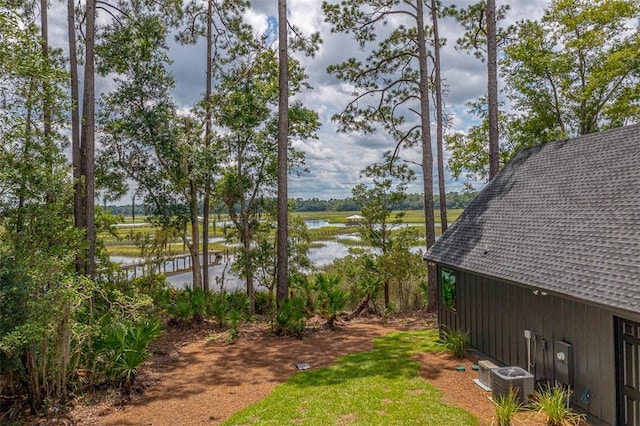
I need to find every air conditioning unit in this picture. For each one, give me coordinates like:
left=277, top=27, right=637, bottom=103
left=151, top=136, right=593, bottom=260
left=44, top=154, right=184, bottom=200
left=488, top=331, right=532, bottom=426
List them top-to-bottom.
left=478, top=360, right=499, bottom=389
left=491, top=366, right=535, bottom=404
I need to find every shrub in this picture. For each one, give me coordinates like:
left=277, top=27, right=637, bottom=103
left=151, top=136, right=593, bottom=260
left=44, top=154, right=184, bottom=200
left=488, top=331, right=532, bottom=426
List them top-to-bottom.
left=314, top=273, right=348, bottom=328
left=164, top=287, right=214, bottom=323
left=254, top=290, right=274, bottom=315
left=209, top=292, right=230, bottom=327
left=273, top=296, right=307, bottom=338
left=225, top=309, right=245, bottom=344
left=99, top=319, right=163, bottom=389
left=441, top=327, right=469, bottom=359
left=530, top=383, right=585, bottom=426
left=493, top=387, right=522, bottom=426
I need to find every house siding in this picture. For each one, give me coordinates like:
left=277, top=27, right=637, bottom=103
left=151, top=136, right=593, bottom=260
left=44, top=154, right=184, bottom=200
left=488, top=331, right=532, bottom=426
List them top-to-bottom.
left=438, top=266, right=626, bottom=424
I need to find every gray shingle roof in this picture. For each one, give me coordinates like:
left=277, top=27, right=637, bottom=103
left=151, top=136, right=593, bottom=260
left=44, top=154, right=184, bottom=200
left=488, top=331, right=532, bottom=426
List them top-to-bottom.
left=425, top=124, right=640, bottom=314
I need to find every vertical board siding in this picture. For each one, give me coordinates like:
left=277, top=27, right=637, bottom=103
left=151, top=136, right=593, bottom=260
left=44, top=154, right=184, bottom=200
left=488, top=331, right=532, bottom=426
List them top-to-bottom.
left=438, top=268, right=617, bottom=425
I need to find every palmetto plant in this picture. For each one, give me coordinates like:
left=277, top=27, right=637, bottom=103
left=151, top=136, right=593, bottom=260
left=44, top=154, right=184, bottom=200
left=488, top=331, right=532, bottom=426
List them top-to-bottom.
left=314, top=273, right=348, bottom=328
left=274, top=296, right=307, bottom=338
left=105, top=319, right=163, bottom=389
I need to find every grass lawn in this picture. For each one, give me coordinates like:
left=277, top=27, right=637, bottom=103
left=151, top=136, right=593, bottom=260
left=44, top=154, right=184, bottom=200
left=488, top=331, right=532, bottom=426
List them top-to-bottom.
left=222, top=330, right=478, bottom=425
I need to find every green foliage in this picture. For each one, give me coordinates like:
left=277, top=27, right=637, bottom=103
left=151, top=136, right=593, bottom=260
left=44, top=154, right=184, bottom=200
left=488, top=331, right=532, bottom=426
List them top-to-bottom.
left=97, top=0, right=206, bottom=290
left=447, top=0, right=640, bottom=187
left=451, top=1, right=515, bottom=60
left=0, top=8, right=85, bottom=410
left=212, top=44, right=319, bottom=309
left=444, top=99, right=514, bottom=185
left=352, top=160, right=414, bottom=251
left=377, top=227, right=428, bottom=311
left=331, top=251, right=383, bottom=312
left=441, top=268, right=457, bottom=311
left=290, top=273, right=316, bottom=312
left=313, top=274, right=348, bottom=328
left=162, top=287, right=209, bottom=323
left=254, top=290, right=274, bottom=315
left=209, top=291, right=230, bottom=327
left=273, top=297, right=308, bottom=338
left=225, top=309, right=245, bottom=344
left=97, top=319, right=163, bottom=388
left=440, top=327, right=469, bottom=359
left=223, top=330, right=477, bottom=425
left=530, top=383, right=585, bottom=426
left=493, top=387, right=522, bottom=426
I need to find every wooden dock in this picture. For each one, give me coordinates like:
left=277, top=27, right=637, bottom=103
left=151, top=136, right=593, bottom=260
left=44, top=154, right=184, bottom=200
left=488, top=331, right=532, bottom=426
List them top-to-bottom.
left=119, top=251, right=223, bottom=279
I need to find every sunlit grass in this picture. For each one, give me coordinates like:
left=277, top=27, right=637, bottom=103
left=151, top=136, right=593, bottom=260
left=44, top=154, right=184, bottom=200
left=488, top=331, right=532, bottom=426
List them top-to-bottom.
left=223, top=329, right=478, bottom=426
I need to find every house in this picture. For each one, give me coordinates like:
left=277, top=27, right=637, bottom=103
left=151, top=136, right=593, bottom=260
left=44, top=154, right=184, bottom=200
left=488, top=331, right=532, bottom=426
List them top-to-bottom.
left=424, top=124, right=640, bottom=425
left=346, top=214, right=364, bottom=225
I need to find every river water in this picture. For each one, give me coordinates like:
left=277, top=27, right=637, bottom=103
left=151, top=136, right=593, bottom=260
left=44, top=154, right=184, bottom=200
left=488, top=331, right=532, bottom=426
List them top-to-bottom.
left=111, top=219, right=424, bottom=291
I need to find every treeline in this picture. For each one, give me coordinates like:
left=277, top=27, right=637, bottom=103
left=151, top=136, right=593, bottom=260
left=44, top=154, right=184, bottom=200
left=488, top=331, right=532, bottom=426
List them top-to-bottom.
left=105, top=191, right=479, bottom=217
left=293, top=191, right=479, bottom=212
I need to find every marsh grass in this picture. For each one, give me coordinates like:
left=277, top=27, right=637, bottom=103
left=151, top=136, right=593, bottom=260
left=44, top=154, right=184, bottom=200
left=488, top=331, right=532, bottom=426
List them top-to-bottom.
left=103, top=209, right=462, bottom=257
left=222, top=330, right=478, bottom=425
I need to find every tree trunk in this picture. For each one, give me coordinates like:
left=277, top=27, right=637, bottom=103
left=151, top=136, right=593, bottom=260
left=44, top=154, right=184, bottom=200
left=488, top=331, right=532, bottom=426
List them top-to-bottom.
left=41, top=0, right=53, bottom=205
left=68, top=0, right=84, bottom=273
left=81, top=0, right=97, bottom=277
left=202, top=0, right=213, bottom=292
left=276, top=0, right=289, bottom=308
left=431, top=0, right=447, bottom=233
left=486, top=0, right=499, bottom=179
left=416, top=1, right=437, bottom=313
left=190, top=180, right=202, bottom=290
left=131, top=193, right=135, bottom=223
left=242, top=223, right=255, bottom=313
left=346, top=292, right=370, bottom=320
left=22, top=349, right=42, bottom=413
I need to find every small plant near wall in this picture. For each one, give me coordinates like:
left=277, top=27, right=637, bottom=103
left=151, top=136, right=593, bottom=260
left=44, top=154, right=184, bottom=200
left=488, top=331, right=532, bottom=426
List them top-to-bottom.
left=441, top=327, right=469, bottom=359
left=530, top=382, right=585, bottom=426
left=493, top=387, right=522, bottom=426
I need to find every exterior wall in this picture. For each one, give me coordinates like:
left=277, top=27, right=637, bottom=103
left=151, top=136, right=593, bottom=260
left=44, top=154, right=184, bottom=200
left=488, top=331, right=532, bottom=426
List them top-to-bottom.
left=438, top=266, right=621, bottom=424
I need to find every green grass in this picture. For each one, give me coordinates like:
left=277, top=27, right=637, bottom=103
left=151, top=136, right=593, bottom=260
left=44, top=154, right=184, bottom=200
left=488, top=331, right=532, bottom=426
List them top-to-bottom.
left=102, top=209, right=464, bottom=257
left=293, top=209, right=464, bottom=225
left=222, top=330, right=478, bottom=425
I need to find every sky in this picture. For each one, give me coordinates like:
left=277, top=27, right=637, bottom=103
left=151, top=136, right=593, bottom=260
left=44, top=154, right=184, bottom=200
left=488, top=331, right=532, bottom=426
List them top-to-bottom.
left=46, top=0, right=549, bottom=201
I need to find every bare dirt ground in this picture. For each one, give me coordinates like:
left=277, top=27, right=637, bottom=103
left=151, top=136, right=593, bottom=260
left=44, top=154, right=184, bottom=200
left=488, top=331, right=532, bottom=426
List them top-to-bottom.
left=56, top=313, right=583, bottom=426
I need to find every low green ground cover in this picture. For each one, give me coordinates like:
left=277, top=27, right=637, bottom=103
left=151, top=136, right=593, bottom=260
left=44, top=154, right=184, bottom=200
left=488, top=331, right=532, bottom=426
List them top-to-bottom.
left=223, top=330, right=478, bottom=425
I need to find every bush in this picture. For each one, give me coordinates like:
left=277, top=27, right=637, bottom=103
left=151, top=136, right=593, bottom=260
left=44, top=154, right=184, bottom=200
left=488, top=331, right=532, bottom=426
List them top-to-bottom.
left=314, top=273, right=348, bottom=328
left=163, top=287, right=213, bottom=323
left=254, top=290, right=274, bottom=315
left=209, top=292, right=230, bottom=327
left=273, top=296, right=308, bottom=338
left=225, top=309, right=245, bottom=344
left=96, top=319, right=163, bottom=389
left=441, top=327, right=469, bottom=359
left=530, top=383, right=585, bottom=426
left=493, top=387, right=522, bottom=426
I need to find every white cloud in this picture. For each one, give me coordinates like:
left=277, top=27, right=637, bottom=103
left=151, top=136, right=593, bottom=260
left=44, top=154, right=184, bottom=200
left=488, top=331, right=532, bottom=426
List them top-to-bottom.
left=45, top=0, right=548, bottom=201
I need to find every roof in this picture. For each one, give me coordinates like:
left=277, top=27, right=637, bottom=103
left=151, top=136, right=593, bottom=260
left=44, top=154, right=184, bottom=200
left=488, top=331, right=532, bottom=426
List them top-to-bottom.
left=425, top=124, right=640, bottom=314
